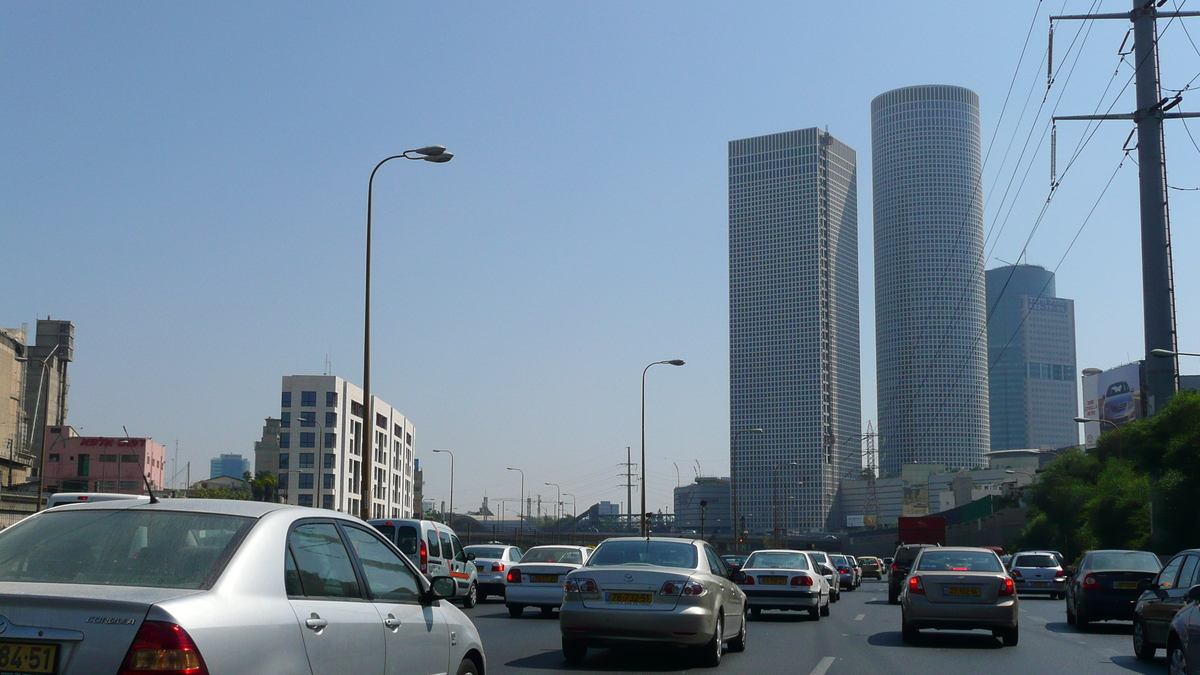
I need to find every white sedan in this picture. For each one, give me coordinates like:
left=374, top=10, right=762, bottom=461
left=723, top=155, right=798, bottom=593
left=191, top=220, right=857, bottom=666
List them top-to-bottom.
left=0, top=498, right=486, bottom=675
left=505, top=545, right=592, bottom=617
left=737, top=549, right=831, bottom=619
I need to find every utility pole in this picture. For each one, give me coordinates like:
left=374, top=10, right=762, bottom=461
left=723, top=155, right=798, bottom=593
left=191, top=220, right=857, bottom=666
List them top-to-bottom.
left=1052, top=1, right=1193, bottom=415
left=864, top=422, right=880, bottom=529
left=619, top=447, right=637, bottom=532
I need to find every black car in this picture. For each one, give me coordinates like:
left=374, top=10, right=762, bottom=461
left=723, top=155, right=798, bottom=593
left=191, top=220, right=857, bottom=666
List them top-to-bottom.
left=888, top=544, right=928, bottom=605
left=1133, top=548, right=1200, bottom=660
left=1067, top=549, right=1162, bottom=630
left=1167, top=585, right=1200, bottom=675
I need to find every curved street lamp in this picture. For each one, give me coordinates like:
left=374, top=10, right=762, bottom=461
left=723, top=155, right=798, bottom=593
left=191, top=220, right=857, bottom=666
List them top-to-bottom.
left=360, top=145, right=453, bottom=521
left=641, top=359, right=685, bottom=537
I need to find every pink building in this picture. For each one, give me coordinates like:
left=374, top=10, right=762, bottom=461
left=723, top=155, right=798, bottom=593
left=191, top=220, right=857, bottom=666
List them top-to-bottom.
left=42, top=426, right=166, bottom=494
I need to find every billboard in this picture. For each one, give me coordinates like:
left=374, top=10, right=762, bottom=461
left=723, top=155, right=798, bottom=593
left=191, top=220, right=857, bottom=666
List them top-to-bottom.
left=1082, top=362, right=1144, bottom=447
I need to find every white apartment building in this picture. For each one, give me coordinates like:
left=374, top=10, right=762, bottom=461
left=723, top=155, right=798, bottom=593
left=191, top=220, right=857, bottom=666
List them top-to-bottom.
left=263, top=375, right=416, bottom=518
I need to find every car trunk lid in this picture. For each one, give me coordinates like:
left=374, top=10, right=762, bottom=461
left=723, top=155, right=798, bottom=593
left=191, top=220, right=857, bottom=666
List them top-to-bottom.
left=513, top=563, right=578, bottom=584
left=578, top=567, right=689, bottom=611
left=919, top=573, right=1004, bottom=604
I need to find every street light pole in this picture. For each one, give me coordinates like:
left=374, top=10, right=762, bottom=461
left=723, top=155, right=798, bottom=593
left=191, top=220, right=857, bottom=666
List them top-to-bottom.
left=361, top=145, right=453, bottom=522
left=641, top=359, right=685, bottom=537
left=731, top=427, right=764, bottom=553
left=433, top=449, right=455, bottom=527
left=507, top=467, right=524, bottom=544
left=544, top=482, right=561, bottom=522
left=564, top=492, right=577, bottom=542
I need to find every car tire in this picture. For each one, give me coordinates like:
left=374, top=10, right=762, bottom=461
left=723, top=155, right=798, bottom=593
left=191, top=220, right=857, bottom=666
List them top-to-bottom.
left=461, top=582, right=477, bottom=609
left=888, top=591, right=899, bottom=605
left=820, top=599, right=830, bottom=617
left=1076, top=601, right=1092, bottom=631
left=1066, top=603, right=1076, bottom=625
left=507, top=604, right=523, bottom=618
left=809, top=605, right=820, bottom=620
left=749, top=607, right=762, bottom=618
left=693, top=613, right=723, bottom=667
left=728, top=614, right=747, bottom=652
left=901, top=614, right=919, bottom=644
left=1133, top=619, right=1156, bottom=660
left=1002, top=625, right=1019, bottom=647
left=562, top=638, right=587, bottom=664
left=1168, top=639, right=1188, bottom=675
left=455, top=657, right=480, bottom=675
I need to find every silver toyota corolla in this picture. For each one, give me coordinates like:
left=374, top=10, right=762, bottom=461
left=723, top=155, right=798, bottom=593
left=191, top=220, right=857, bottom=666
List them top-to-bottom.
left=0, top=499, right=487, bottom=675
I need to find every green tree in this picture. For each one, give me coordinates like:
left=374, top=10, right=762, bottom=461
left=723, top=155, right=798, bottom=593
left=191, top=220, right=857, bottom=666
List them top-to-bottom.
left=248, top=471, right=278, bottom=503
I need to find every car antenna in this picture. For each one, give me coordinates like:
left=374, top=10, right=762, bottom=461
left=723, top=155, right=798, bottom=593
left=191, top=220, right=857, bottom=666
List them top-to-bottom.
left=142, top=472, right=159, bottom=504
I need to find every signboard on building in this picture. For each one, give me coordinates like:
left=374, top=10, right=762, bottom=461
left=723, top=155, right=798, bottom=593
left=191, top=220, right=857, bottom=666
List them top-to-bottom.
left=1082, top=362, right=1144, bottom=448
left=846, top=514, right=865, bottom=528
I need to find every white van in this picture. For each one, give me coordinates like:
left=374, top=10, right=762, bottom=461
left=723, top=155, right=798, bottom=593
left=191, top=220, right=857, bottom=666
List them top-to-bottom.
left=45, top=492, right=148, bottom=509
left=369, top=518, right=479, bottom=607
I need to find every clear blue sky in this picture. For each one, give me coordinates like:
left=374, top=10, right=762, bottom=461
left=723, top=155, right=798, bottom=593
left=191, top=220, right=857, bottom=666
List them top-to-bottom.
left=4, top=1, right=1198, bottom=516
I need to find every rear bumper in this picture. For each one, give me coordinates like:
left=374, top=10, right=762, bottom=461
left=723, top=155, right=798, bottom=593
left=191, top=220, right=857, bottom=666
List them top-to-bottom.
left=1014, top=579, right=1065, bottom=595
left=506, top=585, right=564, bottom=607
left=744, top=589, right=820, bottom=610
left=1079, top=591, right=1139, bottom=621
left=903, top=596, right=1018, bottom=630
left=560, top=602, right=715, bottom=647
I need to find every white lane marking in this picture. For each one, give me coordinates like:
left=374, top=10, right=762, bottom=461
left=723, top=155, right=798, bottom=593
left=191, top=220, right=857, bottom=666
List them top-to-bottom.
left=854, top=613, right=865, bottom=621
left=809, top=656, right=836, bottom=675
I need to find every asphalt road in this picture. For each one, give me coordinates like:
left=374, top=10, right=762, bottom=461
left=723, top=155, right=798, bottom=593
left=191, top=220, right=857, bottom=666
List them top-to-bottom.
left=461, top=579, right=1169, bottom=674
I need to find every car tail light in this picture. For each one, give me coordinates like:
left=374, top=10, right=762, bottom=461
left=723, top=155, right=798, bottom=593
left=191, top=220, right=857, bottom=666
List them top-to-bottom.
left=419, top=539, right=428, bottom=573
left=491, top=561, right=506, bottom=572
left=838, top=567, right=850, bottom=573
left=507, top=568, right=522, bottom=583
left=1010, top=569, right=1023, bottom=578
left=1083, top=573, right=1098, bottom=589
left=737, top=575, right=754, bottom=585
left=791, top=575, right=814, bottom=587
left=908, top=576, right=925, bottom=595
left=999, top=576, right=1016, bottom=597
left=564, top=578, right=579, bottom=593
left=577, top=578, right=598, bottom=593
left=660, top=580, right=685, bottom=595
left=681, top=582, right=706, bottom=596
left=118, top=621, right=208, bottom=675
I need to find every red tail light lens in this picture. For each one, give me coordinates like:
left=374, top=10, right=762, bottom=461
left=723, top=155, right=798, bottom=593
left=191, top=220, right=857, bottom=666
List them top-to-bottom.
left=419, top=539, right=428, bottom=573
left=491, top=561, right=506, bottom=572
left=891, top=564, right=899, bottom=571
left=838, top=567, right=850, bottom=573
left=507, top=568, right=522, bottom=583
left=1010, top=569, right=1023, bottom=578
left=1083, top=573, right=1098, bottom=589
left=737, top=575, right=755, bottom=585
left=791, top=575, right=814, bottom=587
left=908, top=576, right=925, bottom=595
left=1000, top=577, right=1016, bottom=597
left=660, top=580, right=685, bottom=595
left=681, top=582, right=706, bottom=596
left=118, top=621, right=208, bottom=675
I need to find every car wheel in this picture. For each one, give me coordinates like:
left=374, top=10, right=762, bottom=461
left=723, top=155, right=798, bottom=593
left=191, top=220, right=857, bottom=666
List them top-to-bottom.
left=461, top=582, right=477, bottom=609
left=888, top=591, right=899, bottom=605
left=820, top=599, right=830, bottom=617
left=1076, top=602, right=1092, bottom=631
left=507, top=604, right=523, bottom=618
left=809, top=605, right=820, bottom=620
left=750, top=607, right=762, bottom=619
left=694, top=613, right=723, bottom=667
left=728, top=614, right=747, bottom=652
left=901, top=614, right=919, bottom=644
left=1133, top=619, right=1155, bottom=660
left=1002, top=624, right=1019, bottom=647
left=562, top=638, right=587, bottom=664
left=1168, top=639, right=1188, bottom=675
left=455, top=657, right=480, bottom=675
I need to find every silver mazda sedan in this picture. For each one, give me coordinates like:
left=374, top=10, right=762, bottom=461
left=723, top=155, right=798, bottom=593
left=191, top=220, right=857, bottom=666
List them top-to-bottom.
left=0, top=499, right=486, bottom=675
left=559, top=537, right=747, bottom=667
left=900, top=546, right=1019, bottom=646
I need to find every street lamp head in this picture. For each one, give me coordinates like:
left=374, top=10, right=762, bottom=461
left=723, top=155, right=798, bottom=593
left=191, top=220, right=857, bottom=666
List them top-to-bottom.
left=411, top=145, right=447, bottom=157
left=422, top=152, right=453, bottom=163
left=1151, top=348, right=1177, bottom=358
left=666, top=359, right=685, bottom=366
left=1073, top=417, right=1092, bottom=424
left=746, top=428, right=764, bottom=434
left=432, top=449, right=446, bottom=453
left=506, top=467, right=519, bottom=471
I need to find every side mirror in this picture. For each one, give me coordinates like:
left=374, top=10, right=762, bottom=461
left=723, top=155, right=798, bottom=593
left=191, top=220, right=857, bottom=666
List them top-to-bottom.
left=466, top=552, right=476, bottom=561
left=730, top=570, right=747, bottom=583
left=427, top=576, right=457, bottom=601
left=1137, top=578, right=1155, bottom=592
left=1188, top=585, right=1200, bottom=602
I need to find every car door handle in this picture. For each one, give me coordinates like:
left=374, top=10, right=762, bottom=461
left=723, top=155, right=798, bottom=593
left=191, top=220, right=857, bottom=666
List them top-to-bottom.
left=305, top=614, right=328, bottom=631
left=383, top=614, right=401, bottom=630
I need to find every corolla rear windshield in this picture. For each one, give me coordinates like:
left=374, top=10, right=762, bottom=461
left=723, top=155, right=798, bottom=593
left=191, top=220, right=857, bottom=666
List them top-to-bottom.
left=0, top=509, right=254, bottom=589
left=588, top=540, right=698, bottom=568
left=522, top=547, right=584, bottom=564
left=746, top=552, right=810, bottom=570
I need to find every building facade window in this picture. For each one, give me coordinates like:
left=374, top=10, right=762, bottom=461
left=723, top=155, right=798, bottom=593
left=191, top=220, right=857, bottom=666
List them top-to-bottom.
left=281, top=391, right=292, bottom=408
left=301, top=391, right=317, bottom=407
left=326, top=392, right=338, bottom=408
left=350, top=401, right=363, bottom=418
left=281, top=412, right=291, bottom=428
left=299, top=412, right=316, bottom=427
left=325, top=412, right=337, bottom=427
left=376, top=413, right=387, bottom=429
left=280, top=433, right=291, bottom=449
left=300, top=433, right=315, bottom=448
left=324, top=433, right=336, bottom=449
left=279, top=453, right=290, bottom=469
left=299, top=453, right=315, bottom=469
left=323, top=453, right=336, bottom=469
left=48, top=454, right=59, bottom=462
left=120, top=454, right=138, bottom=463
left=278, top=473, right=288, bottom=489
left=298, top=473, right=314, bottom=490
left=323, top=473, right=335, bottom=490
left=298, top=494, right=313, bottom=507
left=322, top=494, right=334, bottom=510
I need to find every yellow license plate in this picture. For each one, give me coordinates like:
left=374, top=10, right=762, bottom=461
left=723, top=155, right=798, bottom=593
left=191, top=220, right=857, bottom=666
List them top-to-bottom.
left=531, top=575, right=558, bottom=583
left=760, top=576, right=787, bottom=585
left=1114, top=581, right=1139, bottom=589
left=944, top=587, right=981, bottom=597
left=607, top=592, right=653, bottom=604
left=0, top=641, right=57, bottom=674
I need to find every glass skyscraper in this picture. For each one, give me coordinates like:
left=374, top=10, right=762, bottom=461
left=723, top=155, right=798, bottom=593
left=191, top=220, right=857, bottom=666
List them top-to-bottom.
left=871, top=85, right=990, bottom=475
left=729, top=128, right=860, bottom=534
left=986, top=264, right=1078, bottom=450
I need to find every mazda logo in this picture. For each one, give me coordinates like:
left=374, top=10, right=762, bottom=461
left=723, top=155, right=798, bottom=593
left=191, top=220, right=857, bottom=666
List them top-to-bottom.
left=624, top=573, right=635, bottom=582
left=0, top=615, right=8, bottom=634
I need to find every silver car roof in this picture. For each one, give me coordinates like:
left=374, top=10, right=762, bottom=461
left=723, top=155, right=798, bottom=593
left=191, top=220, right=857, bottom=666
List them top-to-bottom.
left=29, top=497, right=296, bottom=518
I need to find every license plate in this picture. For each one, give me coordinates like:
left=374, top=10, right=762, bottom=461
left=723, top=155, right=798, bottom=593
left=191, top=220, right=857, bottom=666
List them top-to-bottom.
left=475, top=565, right=484, bottom=571
left=531, top=574, right=558, bottom=583
left=760, top=576, right=787, bottom=585
left=1033, top=581, right=1048, bottom=586
left=1114, top=581, right=1139, bottom=589
left=943, top=587, right=981, bottom=597
left=607, top=592, right=653, bottom=604
left=0, top=641, right=57, bottom=674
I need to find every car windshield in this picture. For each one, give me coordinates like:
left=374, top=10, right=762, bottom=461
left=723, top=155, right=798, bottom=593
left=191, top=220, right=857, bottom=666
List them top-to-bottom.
left=0, top=509, right=254, bottom=589
left=588, top=541, right=698, bottom=569
left=465, top=546, right=506, bottom=559
left=521, top=547, right=584, bottom=564
left=916, top=550, right=1003, bottom=572
left=1089, top=551, right=1162, bottom=573
left=745, top=552, right=809, bottom=570
left=1013, top=554, right=1058, bottom=568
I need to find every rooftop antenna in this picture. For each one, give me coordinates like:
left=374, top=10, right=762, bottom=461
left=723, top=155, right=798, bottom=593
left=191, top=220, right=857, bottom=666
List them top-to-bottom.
left=126, top=425, right=159, bottom=504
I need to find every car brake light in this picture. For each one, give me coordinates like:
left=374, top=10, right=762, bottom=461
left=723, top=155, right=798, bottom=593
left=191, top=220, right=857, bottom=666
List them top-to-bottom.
left=419, top=539, right=428, bottom=573
left=491, top=561, right=505, bottom=572
left=891, top=564, right=899, bottom=571
left=838, top=567, right=850, bottom=573
left=507, top=568, right=522, bottom=583
left=1011, top=569, right=1023, bottom=578
left=1083, top=573, right=1098, bottom=589
left=737, top=575, right=754, bottom=585
left=791, top=575, right=814, bottom=587
left=908, top=576, right=925, bottom=595
left=999, top=576, right=1015, bottom=597
left=660, top=580, right=686, bottom=595
left=682, top=582, right=706, bottom=596
left=118, top=621, right=208, bottom=675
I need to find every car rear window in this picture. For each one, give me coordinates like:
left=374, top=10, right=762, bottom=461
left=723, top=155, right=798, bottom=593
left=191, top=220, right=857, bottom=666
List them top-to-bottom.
left=0, top=509, right=254, bottom=589
left=392, top=525, right=418, bottom=556
left=588, top=541, right=698, bottom=569
left=465, top=546, right=506, bottom=559
left=522, top=547, right=584, bottom=564
left=894, top=547, right=923, bottom=564
left=916, top=550, right=1003, bottom=572
left=1089, top=551, right=1162, bottom=573
left=745, top=552, right=809, bottom=570
left=1013, top=554, right=1058, bottom=568
left=829, top=555, right=849, bottom=566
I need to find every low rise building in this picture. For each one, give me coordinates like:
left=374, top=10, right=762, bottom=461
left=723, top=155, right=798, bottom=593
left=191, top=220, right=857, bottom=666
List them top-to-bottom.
left=41, top=427, right=165, bottom=494
left=673, top=477, right=731, bottom=534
